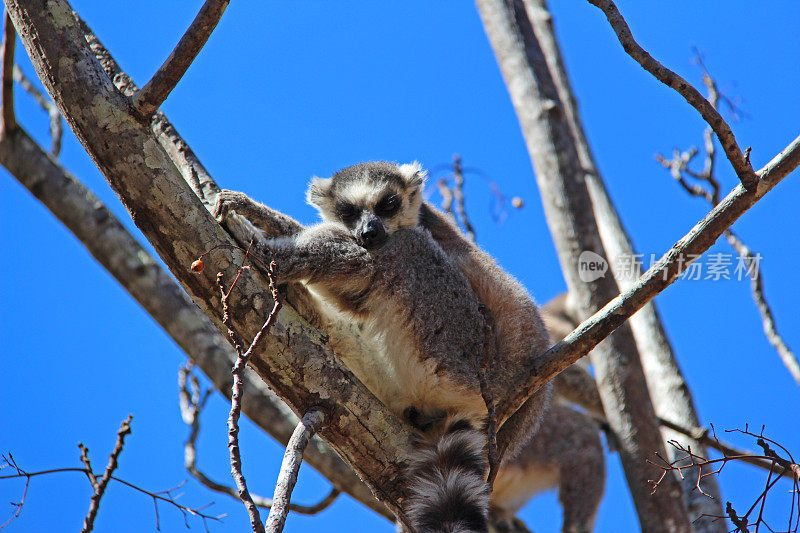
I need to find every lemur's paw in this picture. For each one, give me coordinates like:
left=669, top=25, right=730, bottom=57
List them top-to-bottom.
left=212, top=190, right=249, bottom=221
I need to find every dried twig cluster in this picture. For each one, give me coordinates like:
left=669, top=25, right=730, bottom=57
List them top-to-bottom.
left=0, top=419, right=221, bottom=532
left=650, top=426, right=799, bottom=533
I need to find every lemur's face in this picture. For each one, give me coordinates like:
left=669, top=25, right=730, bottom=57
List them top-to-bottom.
left=307, top=161, right=426, bottom=250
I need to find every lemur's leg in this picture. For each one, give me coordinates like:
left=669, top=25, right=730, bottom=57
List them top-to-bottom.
left=214, top=189, right=303, bottom=237
left=558, top=433, right=605, bottom=533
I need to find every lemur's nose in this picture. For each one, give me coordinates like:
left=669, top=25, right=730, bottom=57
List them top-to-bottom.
left=360, top=218, right=386, bottom=249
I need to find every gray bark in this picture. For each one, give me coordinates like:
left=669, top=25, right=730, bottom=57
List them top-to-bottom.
left=5, top=0, right=412, bottom=518
left=476, top=1, right=692, bottom=531
left=521, top=1, right=726, bottom=528
left=0, top=55, right=394, bottom=527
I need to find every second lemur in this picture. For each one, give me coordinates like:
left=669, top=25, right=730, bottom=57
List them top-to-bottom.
left=215, top=162, right=555, bottom=532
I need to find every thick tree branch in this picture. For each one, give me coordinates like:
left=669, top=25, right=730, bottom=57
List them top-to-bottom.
left=5, top=0, right=414, bottom=521
left=132, top=0, right=229, bottom=117
left=523, top=0, right=726, bottom=526
left=585, top=0, right=757, bottom=190
left=477, top=2, right=691, bottom=530
left=0, top=124, right=390, bottom=519
left=265, top=409, right=326, bottom=533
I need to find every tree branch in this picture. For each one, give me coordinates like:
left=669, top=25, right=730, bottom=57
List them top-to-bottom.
left=132, top=0, right=229, bottom=117
left=522, top=0, right=727, bottom=526
left=585, top=0, right=757, bottom=190
left=1, top=11, right=15, bottom=136
left=655, top=69, right=800, bottom=385
left=504, top=133, right=800, bottom=422
left=219, top=259, right=282, bottom=533
left=265, top=409, right=326, bottom=533
left=657, top=418, right=797, bottom=481
left=0, top=454, right=221, bottom=531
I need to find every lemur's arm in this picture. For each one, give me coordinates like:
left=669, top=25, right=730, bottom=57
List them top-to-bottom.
left=214, top=189, right=304, bottom=237
left=256, top=225, right=373, bottom=286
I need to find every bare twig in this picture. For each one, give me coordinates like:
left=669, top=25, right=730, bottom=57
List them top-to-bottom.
left=132, top=0, right=229, bottom=117
left=586, top=0, right=758, bottom=190
left=1, top=12, right=15, bottom=136
left=12, top=66, right=62, bottom=156
left=655, top=66, right=799, bottom=386
left=500, top=132, right=800, bottom=427
left=451, top=155, right=476, bottom=242
left=432, top=156, right=507, bottom=236
left=437, top=178, right=455, bottom=220
left=723, top=232, right=799, bottom=384
left=218, top=257, right=283, bottom=533
left=477, top=306, right=502, bottom=488
left=178, top=365, right=340, bottom=514
left=265, top=409, right=327, bottom=533
left=81, top=415, right=133, bottom=533
left=77, top=444, right=99, bottom=490
left=0, top=454, right=27, bottom=530
left=0, top=455, right=221, bottom=531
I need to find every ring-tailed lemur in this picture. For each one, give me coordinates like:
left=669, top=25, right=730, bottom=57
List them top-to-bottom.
left=214, top=162, right=604, bottom=532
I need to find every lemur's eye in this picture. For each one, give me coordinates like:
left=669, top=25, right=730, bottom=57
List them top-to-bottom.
left=375, top=195, right=400, bottom=217
left=336, top=203, right=359, bottom=222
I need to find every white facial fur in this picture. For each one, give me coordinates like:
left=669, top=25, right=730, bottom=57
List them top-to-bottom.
left=306, top=162, right=427, bottom=234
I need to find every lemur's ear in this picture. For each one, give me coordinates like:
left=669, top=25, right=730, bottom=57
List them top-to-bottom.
left=398, top=161, right=428, bottom=191
left=306, top=176, right=332, bottom=207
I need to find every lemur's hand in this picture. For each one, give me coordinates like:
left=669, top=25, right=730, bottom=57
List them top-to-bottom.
left=212, top=189, right=250, bottom=221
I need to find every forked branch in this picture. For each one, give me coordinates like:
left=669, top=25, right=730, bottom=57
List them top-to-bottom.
left=132, top=0, right=229, bottom=117
left=586, top=0, right=758, bottom=190
left=655, top=66, right=799, bottom=385
left=500, top=133, right=800, bottom=426
left=178, top=365, right=340, bottom=515
left=81, top=415, right=133, bottom=533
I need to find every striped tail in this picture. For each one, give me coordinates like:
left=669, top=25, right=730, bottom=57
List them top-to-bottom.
left=404, top=419, right=491, bottom=533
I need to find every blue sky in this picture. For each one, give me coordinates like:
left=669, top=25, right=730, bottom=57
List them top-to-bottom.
left=1, top=1, right=798, bottom=532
